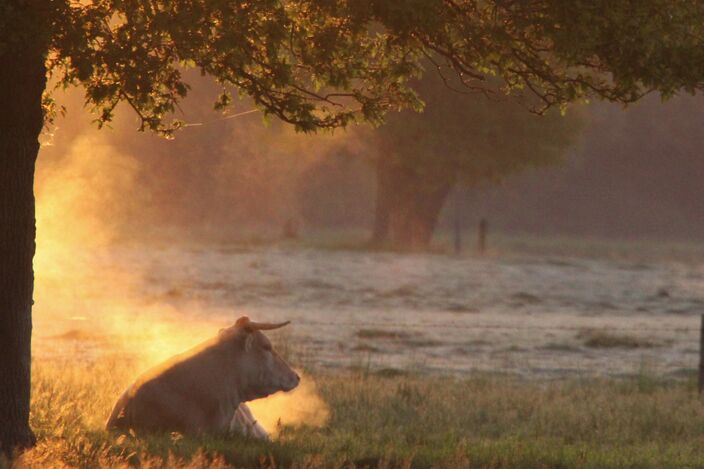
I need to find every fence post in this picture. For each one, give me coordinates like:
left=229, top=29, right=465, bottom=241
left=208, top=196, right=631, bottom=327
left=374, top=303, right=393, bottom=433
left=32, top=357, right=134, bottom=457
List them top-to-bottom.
left=453, top=196, right=462, bottom=255
left=477, top=218, right=487, bottom=254
left=699, top=314, right=704, bottom=394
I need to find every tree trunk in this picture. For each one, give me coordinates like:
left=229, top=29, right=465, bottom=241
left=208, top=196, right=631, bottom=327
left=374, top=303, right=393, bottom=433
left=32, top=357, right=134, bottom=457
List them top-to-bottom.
left=0, top=39, right=46, bottom=457
left=371, top=156, right=453, bottom=250
left=389, top=181, right=451, bottom=249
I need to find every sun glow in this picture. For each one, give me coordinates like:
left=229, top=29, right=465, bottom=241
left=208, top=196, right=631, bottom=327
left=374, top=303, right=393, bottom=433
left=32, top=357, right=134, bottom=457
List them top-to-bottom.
left=33, top=129, right=329, bottom=438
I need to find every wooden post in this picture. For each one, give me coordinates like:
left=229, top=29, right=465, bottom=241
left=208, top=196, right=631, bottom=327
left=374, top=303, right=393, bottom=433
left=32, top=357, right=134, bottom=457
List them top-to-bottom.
left=453, top=190, right=462, bottom=254
left=477, top=218, right=487, bottom=254
left=699, top=314, right=704, bottom=394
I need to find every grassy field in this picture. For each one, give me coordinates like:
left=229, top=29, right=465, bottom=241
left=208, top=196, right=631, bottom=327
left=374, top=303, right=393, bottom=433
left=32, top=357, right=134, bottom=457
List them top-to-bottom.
left=6, top=358, right=704, bottom=469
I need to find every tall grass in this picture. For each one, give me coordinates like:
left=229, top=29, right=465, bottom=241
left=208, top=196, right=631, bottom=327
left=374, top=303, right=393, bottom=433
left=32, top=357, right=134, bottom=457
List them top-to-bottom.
left=6, top=358, right=704, bottom=468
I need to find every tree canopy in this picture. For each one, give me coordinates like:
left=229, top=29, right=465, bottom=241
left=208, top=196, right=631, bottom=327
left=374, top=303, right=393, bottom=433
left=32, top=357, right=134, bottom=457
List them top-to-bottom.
left=5, top=0, right=703, bottom=136
left=367, top=71, right=583, bottom=248
left=376, top=72, right=582, bottom=186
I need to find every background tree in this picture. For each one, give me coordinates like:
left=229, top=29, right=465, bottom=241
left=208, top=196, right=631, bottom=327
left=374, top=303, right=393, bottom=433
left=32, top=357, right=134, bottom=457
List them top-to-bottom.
left=2, top=0, right=704, bottom=455
left=370, top=73, right=582, bottom=249
left=298, top=150, right=376, bottom=229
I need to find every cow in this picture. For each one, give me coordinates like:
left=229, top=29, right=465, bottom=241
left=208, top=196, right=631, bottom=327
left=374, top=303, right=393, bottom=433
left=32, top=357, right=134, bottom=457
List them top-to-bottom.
left=105, top=316, right=299, bottom=437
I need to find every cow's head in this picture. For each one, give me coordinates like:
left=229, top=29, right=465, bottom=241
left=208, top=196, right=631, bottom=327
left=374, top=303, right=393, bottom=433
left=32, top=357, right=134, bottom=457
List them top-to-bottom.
left=220, top=316, right=300, bottom=401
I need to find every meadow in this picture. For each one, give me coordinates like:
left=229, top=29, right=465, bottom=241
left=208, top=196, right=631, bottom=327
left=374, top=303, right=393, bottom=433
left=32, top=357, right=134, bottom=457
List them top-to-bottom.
left=15, top=234, right=704, bottom=468
left=7, top=357, right=704, bottom=469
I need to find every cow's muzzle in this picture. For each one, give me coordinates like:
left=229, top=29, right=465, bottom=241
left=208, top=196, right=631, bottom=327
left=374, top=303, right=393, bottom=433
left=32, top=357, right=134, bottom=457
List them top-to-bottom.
left=282, top=372, right=300, bottom=392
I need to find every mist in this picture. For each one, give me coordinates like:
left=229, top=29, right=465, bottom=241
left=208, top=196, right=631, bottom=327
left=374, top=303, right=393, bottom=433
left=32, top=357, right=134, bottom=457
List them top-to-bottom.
left=31, top=78, right=704, bottom=448
left=32, top=81, right=351, bottom=437
left=38, top=87, right=704, bottom=248
left=454, top=94, right=704, bottom=240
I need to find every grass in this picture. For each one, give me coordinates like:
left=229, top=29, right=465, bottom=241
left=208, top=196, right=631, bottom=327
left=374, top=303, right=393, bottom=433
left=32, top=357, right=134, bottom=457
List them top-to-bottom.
left=6, top=357, right=704, bottom=468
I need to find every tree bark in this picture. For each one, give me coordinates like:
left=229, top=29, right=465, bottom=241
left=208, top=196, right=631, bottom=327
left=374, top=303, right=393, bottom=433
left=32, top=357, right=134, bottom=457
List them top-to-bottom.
left=0, top=38, right=46, bottom=457
left=371, top=156, right=453, bottom=250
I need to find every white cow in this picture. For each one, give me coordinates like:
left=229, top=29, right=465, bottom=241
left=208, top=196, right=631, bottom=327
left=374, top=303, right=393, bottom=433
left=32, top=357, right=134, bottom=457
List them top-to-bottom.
left=106, top=316, right=298, bottom=436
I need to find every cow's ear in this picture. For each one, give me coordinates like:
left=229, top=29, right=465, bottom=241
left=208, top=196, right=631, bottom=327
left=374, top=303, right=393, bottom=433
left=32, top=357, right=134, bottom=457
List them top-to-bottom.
left=235, top=316, right=251, bottom=329
left=244, top=333, right=255, bottom=352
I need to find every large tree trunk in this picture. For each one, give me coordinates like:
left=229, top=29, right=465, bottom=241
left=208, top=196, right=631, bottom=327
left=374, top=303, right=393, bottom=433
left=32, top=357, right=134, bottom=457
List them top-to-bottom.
left=0, top=37, right=46, bottom=456
left=371, top=156, right=453, bottom=250
left=390, top=182, right=451, bottom=249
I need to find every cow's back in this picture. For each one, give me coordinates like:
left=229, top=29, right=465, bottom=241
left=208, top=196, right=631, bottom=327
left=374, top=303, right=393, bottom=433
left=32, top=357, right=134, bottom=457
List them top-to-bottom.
left=106, top=342, right=236, bottom=434
left=105, top=381, right=173, bottom=432
left=105, top=388, right=131, bottom=430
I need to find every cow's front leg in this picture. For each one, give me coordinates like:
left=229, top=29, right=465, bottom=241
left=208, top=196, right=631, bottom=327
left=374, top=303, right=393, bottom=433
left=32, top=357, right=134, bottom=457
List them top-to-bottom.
left=229, top=403, right=269, bottom=440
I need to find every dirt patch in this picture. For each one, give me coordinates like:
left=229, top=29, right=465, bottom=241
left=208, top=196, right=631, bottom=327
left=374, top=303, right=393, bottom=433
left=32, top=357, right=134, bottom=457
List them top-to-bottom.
left=510, top=292, right=542, bottom=305
left=446, top=303, right=479, bottom=313
left=355, top=329, right=441, bottom=348
left=356, top=329, right=413, bottom=340
left=577, top=329, right=662, bottom=349
left=402, top=337, right=443, bottom=348
left=540, top=342, right=581, bottom=353
left=352, top=343, right=382, bottom=352
left=372, top=368, right=411, bottom=378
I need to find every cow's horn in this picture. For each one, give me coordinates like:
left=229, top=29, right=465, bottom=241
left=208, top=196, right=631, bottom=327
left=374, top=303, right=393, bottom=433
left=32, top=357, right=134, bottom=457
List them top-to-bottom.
left=248, top=320, right=290, bottom=331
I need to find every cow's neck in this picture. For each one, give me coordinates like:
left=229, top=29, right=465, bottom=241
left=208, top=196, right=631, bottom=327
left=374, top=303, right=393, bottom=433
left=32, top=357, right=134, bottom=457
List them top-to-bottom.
left=217, top=341, right=267, bottom=406
left=225, top=345, right=260, bottom=404
left=235, top=376, right=261, bottom=403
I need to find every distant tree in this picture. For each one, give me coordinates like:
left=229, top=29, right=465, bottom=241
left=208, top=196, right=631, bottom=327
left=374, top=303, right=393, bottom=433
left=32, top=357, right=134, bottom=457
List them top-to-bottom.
left=2, top=0, right=704, bottom=455
left=370, top=73, right=582, bottom=249
left=298, top=150, right=375, bottom=228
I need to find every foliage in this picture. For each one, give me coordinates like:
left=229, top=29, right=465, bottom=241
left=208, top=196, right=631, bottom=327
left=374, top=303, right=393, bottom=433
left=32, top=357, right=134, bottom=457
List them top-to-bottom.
left=42, top=0, right=424, bottom=135
left=376, top=0, right=704, bottom=108
left=4, top=1, right=704, bottom=136
left=374, top=72, right=583, bottom=186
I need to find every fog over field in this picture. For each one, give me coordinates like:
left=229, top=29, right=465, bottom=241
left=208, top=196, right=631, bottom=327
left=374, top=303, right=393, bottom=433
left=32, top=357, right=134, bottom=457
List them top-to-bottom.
left=32, top=87, right=704, bottom=387
left=38, top=87, right=704, bottom=243
left=32, top=236, right=704, bottom=378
